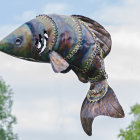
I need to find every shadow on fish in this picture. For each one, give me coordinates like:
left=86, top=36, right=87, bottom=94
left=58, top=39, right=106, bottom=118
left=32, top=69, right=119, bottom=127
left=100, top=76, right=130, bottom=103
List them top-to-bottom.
left=0, top=14, right=125, bottom=136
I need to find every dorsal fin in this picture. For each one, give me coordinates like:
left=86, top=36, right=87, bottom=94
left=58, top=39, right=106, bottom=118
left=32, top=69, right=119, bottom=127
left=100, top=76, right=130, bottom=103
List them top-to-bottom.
left=72, top=15, right=112, bottom=58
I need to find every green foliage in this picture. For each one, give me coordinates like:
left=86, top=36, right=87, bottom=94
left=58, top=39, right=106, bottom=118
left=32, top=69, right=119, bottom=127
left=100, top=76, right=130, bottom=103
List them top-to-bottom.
left=0, top=78, right=18, bottom=140
left=118, top=104, right=140, bottom=140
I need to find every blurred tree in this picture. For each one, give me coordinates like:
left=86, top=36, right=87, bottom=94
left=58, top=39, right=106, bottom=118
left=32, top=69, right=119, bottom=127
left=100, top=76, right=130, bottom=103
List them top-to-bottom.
left=0, top=78, right=18, bottom=140
left=118, top=104, right=140, bottom=140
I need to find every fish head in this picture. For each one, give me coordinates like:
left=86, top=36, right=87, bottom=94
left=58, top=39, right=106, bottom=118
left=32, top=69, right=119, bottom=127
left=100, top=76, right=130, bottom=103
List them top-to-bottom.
left=0, top=16, right=57, bottom=62
left=0, top=23, right=36, bottom=61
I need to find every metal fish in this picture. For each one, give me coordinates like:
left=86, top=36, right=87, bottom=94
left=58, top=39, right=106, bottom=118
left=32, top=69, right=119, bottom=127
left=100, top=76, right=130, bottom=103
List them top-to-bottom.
left=0, top=14, right=125, bottom=136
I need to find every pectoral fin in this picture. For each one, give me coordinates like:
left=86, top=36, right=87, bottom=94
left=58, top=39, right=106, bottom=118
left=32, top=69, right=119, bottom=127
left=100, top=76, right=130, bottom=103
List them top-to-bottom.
left=49, top=51, right=69, bottom=73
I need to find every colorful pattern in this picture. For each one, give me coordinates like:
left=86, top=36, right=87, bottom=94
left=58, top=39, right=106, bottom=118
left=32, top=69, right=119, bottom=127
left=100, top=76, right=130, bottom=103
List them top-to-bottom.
left=0, top=14, right=110, bottom=102
left=0, top=14, right=125, bottom=137
left=36, top=15, right=58, bottom=51
left=43, top=15, right=109, bottom=102
left=49, top=15, right=82, bottom=60
left=87, top=80, right=108, bottom=102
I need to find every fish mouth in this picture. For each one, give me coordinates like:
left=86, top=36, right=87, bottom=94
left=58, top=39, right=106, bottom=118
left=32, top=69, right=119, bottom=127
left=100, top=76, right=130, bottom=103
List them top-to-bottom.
left=0, top=39, right=7, bottom=52
left=0, top=41, right=42, bottom=62
left=0, top=41, right=38, bottom=62
left=13, top=55, right=43, bottom=62
left=14, top=56, right=46, bottom=63
left=17, top=56, right=38, bottom=62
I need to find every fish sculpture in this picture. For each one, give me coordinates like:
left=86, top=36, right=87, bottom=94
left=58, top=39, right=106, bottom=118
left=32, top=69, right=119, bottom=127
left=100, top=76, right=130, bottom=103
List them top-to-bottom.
left=0, top=14, right=125, bottom=136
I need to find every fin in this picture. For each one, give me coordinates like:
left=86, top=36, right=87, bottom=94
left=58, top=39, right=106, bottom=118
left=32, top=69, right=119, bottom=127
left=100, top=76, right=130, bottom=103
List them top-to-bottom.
left=72, top=15, right=112, bottom=58
left=49, top=51, right=69, bottom=73
left=61, top=66, right=71, bottom=73
left=81, top=85, right=125, bottom=136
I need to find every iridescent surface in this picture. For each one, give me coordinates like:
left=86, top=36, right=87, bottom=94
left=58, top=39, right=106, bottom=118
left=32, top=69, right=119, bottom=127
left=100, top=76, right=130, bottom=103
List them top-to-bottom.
left=0, top=14, right=124, bottom=136
left=0, top=24, right=33, bottom=59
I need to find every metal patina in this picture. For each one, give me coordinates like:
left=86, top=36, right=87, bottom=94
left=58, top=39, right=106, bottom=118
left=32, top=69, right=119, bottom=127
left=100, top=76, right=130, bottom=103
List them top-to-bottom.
left=0, top=14, right=125, bottom=136
left=36, top=15, right=58, bottom=51
left=87, top=80, right=108, bottom=102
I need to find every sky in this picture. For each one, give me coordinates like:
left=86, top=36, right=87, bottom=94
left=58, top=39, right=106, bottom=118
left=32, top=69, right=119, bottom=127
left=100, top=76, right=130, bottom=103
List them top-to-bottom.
left=0, top=0, right=140, bottom=140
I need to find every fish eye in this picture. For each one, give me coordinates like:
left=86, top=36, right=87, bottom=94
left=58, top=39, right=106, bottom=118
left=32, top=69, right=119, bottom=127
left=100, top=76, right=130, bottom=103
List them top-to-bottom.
left=15, top=38, right=22, bottom=45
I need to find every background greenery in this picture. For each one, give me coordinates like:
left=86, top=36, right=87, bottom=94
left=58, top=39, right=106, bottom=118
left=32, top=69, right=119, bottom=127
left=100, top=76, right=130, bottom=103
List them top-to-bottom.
left=0, top=78, right=18, bottom=140
left=118, top=104, right=140, bottom=140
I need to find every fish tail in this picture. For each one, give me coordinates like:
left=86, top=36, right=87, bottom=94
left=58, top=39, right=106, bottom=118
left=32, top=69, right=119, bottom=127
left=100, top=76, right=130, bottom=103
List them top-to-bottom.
left=81, top=83, right=125, bottom=136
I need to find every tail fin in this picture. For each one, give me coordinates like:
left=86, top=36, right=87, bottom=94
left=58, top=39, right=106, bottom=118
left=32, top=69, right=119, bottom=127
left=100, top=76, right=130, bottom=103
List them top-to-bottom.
left=81, top=86, right=125, bottom=136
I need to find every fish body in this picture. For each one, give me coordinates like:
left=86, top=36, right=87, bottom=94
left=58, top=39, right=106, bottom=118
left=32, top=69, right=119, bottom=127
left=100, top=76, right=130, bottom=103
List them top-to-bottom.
left=0, top=14, right=124, bottom=136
